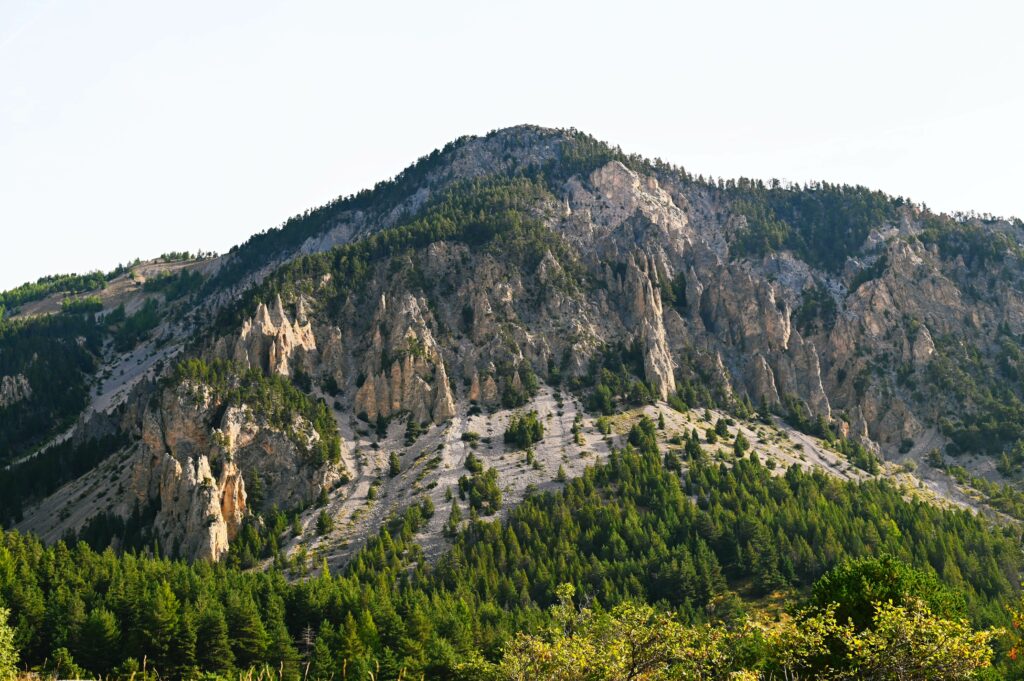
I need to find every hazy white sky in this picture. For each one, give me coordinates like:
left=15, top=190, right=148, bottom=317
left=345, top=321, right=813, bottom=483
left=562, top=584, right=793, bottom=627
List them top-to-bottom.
left=1, top=0, right=1022, bottom=290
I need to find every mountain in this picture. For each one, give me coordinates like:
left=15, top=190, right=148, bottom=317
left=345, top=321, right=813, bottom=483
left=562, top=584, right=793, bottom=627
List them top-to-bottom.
left=3, top=124, right=1024, bottom=677
left=3, top=125, right=1022, bottom=558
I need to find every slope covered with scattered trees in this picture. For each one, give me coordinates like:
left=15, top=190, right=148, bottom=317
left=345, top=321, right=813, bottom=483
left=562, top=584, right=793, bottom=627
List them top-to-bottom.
left=0, top=420, right=1020, bottom=679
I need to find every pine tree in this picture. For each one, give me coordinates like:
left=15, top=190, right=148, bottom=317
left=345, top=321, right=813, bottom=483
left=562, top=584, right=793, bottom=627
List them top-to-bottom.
left=734, top=431, right=750, bottom=456
left=316, top=510, right=335, bottom=536
left=144, top=581, right=179, bottom=675
left=42, top=584, right=85, bottom=654
left=226, top=593, right=269, bottom=670
left=266, top=597, right=300, bottom=681
left=195, top=605, right=235, bottom=674
left=75, top=607, right=119, bottom=675
left=168, top=609, right=197, bottom=679
left=356, top=610, right=379, bottom=651
left=309, top=622, right=336, bottom=681
left=46, top=647, right=87, bottom=681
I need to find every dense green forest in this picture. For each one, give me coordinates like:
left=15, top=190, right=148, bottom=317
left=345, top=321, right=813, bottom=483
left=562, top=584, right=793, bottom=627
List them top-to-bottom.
left=726, top=181, right=903, bottom=272
left=142, top=269, right=205, bottom=302
left=0, top=292, right=177, bottom=464
left=0, top=311, right=104, bottom=462
left=929, top=331, right=1024, bottom=459
left=0, top=416, right=1019, bottom=679
left=0, top=434, right=129, bottom=526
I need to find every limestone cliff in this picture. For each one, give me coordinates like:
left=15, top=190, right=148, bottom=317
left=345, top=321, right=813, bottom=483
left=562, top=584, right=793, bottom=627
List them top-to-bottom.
left=353, top=294, right=456, bottom=424
left=126, top=380, right=344, bottom=561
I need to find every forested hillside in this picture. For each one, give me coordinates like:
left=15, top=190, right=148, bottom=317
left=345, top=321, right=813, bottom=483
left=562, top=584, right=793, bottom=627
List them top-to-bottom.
left=3, top=125, right=1024, bottom=679
left=0, top=424, right=1019, bottom=679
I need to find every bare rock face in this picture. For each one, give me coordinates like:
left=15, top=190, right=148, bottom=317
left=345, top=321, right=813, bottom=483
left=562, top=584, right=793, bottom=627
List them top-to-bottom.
left=576, top=161, right=696, bottom=249
left=623, top=255, right=676, bottom=400
left=468, top=289, right=498, bottom=344
left=233, top=294, right=317, bottom=377
left=353, top=294, right=456, bottom=424
left=910, top=324, right=936, bottom=369
left=318, top=326, right=346, bottom=388
left=792, top=339, right=831, bottom=418
left=354, top=349, right=455, bottom=424
left=752, top=354, right=781, bottom=406
left=432, top=360, right=457, bottom=421
left=469, top=371, right=482, bottom=402
left=0, top=374, right=31, bottom=408
left=481, top=374, right=500, bottom=405
left=128, top=381, right=341, bottom=561
left=139, top=383, right=215, bottom=462
left=132, top=384, right=229, bottom=560
left=216, top=405, right=334, bottom=510
left=848, top=406, right=871, bottom=442
left=149, top=451, right=229, bottom=561
left=218, top=460, right=247, bottom=542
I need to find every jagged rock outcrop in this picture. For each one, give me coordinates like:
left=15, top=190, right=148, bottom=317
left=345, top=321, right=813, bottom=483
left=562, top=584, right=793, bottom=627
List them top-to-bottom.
left=622, top=255, right=676, bottom=400
left=468, top=289, right=498, bottom=345
left=233, top=294, right=317, bottom=377
left=353, top=294, right=456, bottom=424
left=318, top=326, right=346, bottom=389
left=910, top=326, right=936, bottom=368
left=354, top=349, right=456, bottom=424
left=752, top=354, right=781, bottom=406
left=432, top=360, right=457, bottom=421
left=465, top=369, right=505, bottom=407
left=469, top=371, right=481, bottom=402
left=468, top=372, right=499, bottom=403
left=0, top=374, right=31, bottom=408
left=481, top=374, right=499, bottom=405
left=127, top=381, right=343, bottom=561
left=150, top=451, right=230, bottom=561
left=218, top=460, right=247, bottom=541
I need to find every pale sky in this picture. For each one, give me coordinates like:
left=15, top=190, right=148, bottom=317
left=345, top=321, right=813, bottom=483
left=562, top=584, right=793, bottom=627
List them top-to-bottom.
left=1, top=0, right=1022, bottom=291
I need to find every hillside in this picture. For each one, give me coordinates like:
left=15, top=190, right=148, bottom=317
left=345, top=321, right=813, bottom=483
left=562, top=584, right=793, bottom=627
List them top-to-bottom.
left=1, top=124, right=1024, bottom=676
left=4, top=125, right=1024, bottom=557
